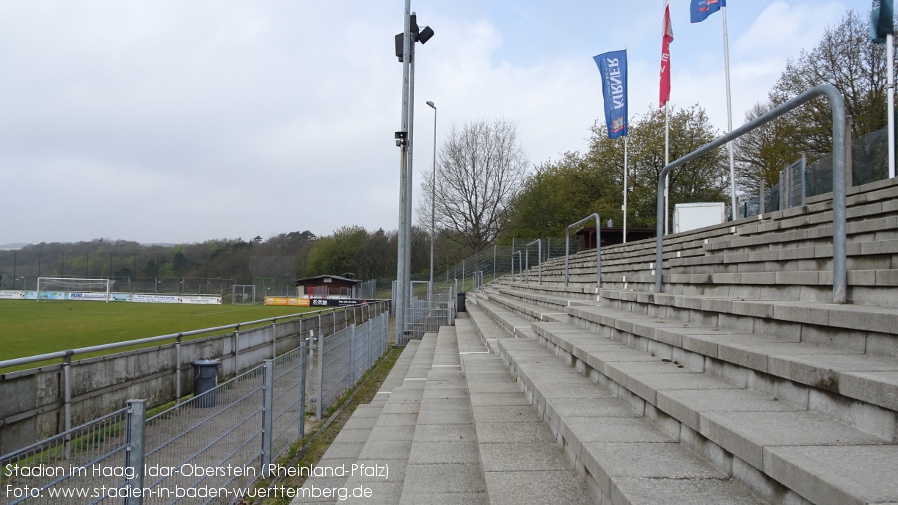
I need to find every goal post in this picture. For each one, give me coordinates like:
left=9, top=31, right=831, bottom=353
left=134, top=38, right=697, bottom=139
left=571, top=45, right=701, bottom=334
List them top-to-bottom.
left=36, top=277, right=114, bottom=303
left=232, top=284, right=256, bottom=304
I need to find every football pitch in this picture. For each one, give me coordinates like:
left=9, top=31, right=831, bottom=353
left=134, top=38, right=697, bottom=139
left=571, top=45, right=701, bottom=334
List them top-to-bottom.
left=0, top=300, right=321, bottom=364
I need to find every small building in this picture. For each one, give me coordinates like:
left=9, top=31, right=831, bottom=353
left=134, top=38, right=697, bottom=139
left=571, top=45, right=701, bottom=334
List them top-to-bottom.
left=575, top=226, right=656, bottom=250
left=294, top=274, right=360, bottom=299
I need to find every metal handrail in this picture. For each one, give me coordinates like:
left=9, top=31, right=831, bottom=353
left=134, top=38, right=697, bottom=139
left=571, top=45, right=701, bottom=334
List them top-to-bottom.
left=654, top=83, right=847, bottom=303
left=565, top=214, right=601, bottom=286
left=526, top=239, right=542, bottom=284
left=512, top=250, right=522, bottom=281
left=0, top=303, right=381, bottom=370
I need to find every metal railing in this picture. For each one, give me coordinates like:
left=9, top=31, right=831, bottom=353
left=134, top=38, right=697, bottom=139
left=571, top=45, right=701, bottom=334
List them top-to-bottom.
left=655, top=83, right=847, bottom=303
left=565, top=214, right=602, bottom=286
left=525, top=239, right=542, bottom=284
left=0, top=302, right=389, bottom=458
left=0, top=313, right=390, bottom=504
left=0, top=404, right=139, bottom=505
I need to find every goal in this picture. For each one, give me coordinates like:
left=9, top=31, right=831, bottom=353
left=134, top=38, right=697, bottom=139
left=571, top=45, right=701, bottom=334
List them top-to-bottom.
left=36, top=277, right=114, bottom=302
left=231, top=284, right=256, bottom=304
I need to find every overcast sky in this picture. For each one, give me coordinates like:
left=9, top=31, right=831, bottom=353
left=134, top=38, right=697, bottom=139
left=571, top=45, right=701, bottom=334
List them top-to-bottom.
left=0, top=1, right=869, bottom=246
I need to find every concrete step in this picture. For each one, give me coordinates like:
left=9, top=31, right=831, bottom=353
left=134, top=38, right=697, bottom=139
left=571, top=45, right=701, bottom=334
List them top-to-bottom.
left=471, top=289, right=898, bottom=505
left=464, top=303, right=769, bottom=505
left=457, top=315, right=596, bottom=505
left=397, top=325, right=488, bottom=505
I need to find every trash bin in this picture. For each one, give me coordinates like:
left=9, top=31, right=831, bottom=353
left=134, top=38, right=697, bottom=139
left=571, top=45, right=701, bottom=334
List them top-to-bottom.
left=457, top=292, right=466, bottom=312
left=192, top=359, right=220, bottom=407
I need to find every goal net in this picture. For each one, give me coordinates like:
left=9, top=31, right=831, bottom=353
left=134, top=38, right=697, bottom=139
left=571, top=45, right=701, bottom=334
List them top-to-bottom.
left=36, top=277, right=114, bottom=302
left=232, top=284, right=256, bottom=304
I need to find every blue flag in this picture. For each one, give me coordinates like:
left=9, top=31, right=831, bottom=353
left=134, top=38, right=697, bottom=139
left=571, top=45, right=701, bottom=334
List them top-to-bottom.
left=691, top=0, right=725, bottom=23
left=871, top=0, right=894, bottom=44
left=593, top=50, right=628, bottom=139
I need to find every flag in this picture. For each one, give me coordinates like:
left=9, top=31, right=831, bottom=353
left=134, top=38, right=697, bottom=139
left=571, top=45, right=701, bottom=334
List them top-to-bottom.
left=691, top=0, right=725, bottom=23
left=871, top=0, right=894, bottom=44
left=660, top=1, right=674, bottom=107
left=593, top=50, right=629, bottom=139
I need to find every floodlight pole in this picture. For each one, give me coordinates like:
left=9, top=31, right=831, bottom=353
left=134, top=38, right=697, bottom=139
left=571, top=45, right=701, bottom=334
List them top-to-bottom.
left=395, top=0, right=412, bottom=346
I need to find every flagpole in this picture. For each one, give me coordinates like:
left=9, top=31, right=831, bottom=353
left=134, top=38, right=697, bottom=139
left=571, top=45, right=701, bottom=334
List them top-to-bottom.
left=722, top=4, right=737, bottom=218
left=889, top=32, right=895, bottom=179
left=665, top=103, right=670, bottom=235
left=623, top=136, right=628, bottom=243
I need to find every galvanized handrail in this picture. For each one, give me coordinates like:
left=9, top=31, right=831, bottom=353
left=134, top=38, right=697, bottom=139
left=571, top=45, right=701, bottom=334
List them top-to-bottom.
left=654, top=83, right=847, bottom=303
left=565, top=214, right=601, bottom=286
left=526, top=239, right=542, bottom=284
left=512, top=250, right=523, bottom=281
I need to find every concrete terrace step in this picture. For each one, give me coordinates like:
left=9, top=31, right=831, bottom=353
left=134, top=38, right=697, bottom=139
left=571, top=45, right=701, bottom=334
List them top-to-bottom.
left=488, top=286, right=898, bottom=416
left=470, top=287, right=898, bottom=505
left=462, top=303, right=770, bottom=505
left=456, top=315, right=595, bottom=505
left=396, top=325, right=487, bottom=505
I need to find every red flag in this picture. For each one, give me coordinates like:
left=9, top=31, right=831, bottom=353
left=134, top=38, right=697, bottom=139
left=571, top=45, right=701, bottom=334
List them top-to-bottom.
left=659, top=1, right=674, bottom=107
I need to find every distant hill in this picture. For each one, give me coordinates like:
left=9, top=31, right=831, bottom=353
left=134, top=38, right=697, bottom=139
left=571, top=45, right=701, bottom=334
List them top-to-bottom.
left=0, top=243, right=28, bottom=250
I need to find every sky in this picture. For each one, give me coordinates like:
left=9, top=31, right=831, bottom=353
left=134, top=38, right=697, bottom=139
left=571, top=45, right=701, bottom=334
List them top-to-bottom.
left=0, top=1, right=871, bottom=246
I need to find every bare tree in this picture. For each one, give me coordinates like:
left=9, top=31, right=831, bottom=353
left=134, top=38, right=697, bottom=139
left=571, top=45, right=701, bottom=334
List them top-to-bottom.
left=769, top=10, right=894, bottom=157
left=418, top=119, right=528, bottom=252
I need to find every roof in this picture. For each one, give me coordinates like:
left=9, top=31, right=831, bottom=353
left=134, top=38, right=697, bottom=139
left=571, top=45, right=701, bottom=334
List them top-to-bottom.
left=294, top=275, right=361, bottom=286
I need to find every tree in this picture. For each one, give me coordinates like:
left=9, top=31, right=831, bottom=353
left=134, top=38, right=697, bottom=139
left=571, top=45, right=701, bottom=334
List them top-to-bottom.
left=769, top=10, right=894, bottom=158
left=734, top=101, right=799, bottom=197
left=502, top=104, right=727, bottom=237
left=624, top=105, right=728, bottom=227
left=418, top=119, right=529, bottom=252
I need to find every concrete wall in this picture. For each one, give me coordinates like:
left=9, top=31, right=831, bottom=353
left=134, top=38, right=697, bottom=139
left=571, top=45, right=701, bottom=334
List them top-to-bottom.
left=0, top=302, right=388, bottom=455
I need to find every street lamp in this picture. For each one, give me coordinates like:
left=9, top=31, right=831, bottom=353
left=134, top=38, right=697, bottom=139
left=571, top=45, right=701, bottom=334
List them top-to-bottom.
left=426, top=100, right=436, bottom=302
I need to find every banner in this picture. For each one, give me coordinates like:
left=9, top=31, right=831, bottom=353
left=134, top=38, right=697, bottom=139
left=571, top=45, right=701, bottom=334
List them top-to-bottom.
left=691, top=0, right=724, bottom=23
left=872, top=0, right=894, bottom=44
left=660, top=1, right=674, bottom=107
left=593, top=50, right=628, bottom=139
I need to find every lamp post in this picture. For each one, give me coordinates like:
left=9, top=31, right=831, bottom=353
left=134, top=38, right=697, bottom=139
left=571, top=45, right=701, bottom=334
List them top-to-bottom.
left=394, top=4, right=434, bottom=345
left=426, top=100, right=436, bottom=302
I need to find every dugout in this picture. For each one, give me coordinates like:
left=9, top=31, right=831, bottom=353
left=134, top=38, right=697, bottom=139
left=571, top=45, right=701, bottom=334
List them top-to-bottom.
left=295, top=274, right=361, bottom=299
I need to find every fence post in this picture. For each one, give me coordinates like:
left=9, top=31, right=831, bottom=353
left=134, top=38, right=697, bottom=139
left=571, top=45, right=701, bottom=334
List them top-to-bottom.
left=271, top=320, right=278, bottom=359
left=234, top=325, right=241, bottom=376
left=349, top=325, right=356, bottom=384
left=316, top=330, right=324, bottom=420
left=175, top=335, right=182, bottom=404
left=299, top=339, right=307, bottom=443
left=63, top=351, right=73, bottom=460
left=261, top=359, right=274, bottom=477
left=124, top=399, right=146, bottom=505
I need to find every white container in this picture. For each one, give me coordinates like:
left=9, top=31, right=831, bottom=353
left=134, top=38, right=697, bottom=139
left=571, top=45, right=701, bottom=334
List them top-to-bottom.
left=673, top=202, right=725, bottom=233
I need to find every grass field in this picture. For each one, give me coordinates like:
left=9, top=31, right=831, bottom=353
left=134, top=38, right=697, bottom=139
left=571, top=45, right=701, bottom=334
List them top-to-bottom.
left=0, top=299, right=323, bottom=364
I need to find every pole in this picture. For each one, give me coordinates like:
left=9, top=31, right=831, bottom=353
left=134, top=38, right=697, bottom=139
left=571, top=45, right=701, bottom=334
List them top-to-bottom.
left=395, top=0, right=411, bottom=345
left=722, top=5, right=737, bottom=218
left=403, top=29, right=416, bottom=344
left=889, top=33, right=895, bottom=179
left=429, top=102, right=437, bottom=300
left=664, top=104, right=670, bottom=235
left=623, top=136, right=628, bottom=243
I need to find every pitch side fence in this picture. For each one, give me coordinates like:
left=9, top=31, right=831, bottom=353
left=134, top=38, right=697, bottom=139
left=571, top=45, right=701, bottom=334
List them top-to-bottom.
left=0, top=312, right=389, bottom=505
